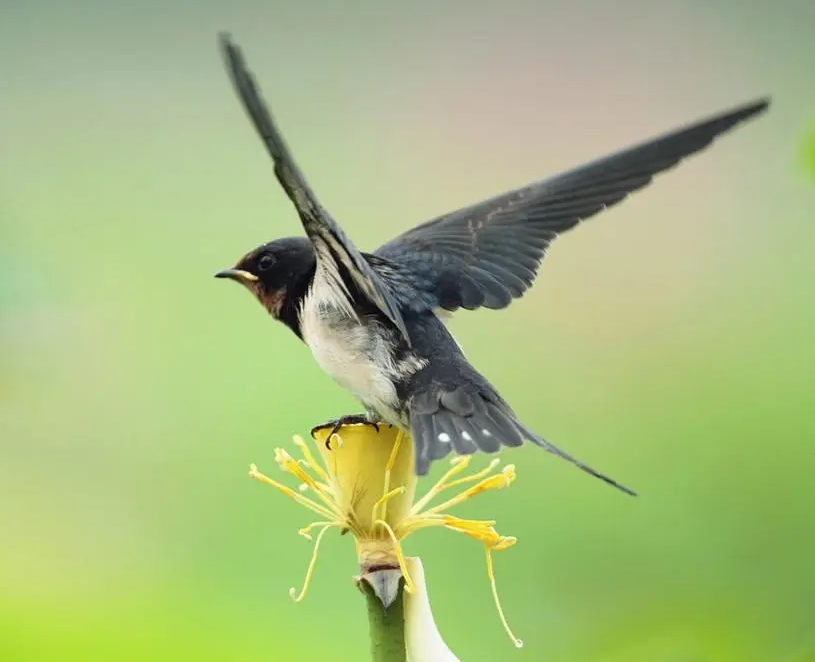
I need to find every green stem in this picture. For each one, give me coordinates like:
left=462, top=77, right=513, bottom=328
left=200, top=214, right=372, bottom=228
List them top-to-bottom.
left=361, top=575, right=406, bottom=662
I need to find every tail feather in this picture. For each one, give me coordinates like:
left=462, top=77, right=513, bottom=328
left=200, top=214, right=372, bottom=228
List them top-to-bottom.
left=409, top=387, right=636, bottom=496
left=482, top=401, right=525, bottom=448
left=435, top=409, right=481, bottom=455
left=428, top=412, right=456, bottom=459
left=411, top=414, right=435, bottom=474
left=457, top=414, right=499, bottom=454
left=516, top=421, right=637, bottom=496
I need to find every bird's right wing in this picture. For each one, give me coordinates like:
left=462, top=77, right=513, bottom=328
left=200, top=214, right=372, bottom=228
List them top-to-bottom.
left=219, top=33, right=412, bottom=344
left=373, top=98, right=770, bottom=314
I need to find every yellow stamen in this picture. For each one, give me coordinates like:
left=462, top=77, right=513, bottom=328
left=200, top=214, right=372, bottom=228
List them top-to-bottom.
left=379, top=429, right=404, bottom=523
left=292, top=434, right=330, bottom=482
left=275, top=449, right=345, bottom=520
left=409, top=456, right=471, bottom=511
left=443, top=459, right=502, bottom=492
left=249, top=464, right=337, bottom=520
left=424, top=465, right=516, bottom=515
left=372, top=486, right=407, bottom=532
left=397, top=515, right=484, bottom=540
left=395, top=516, right=445, bottom=538
left=442, top=517, right=501, bottom=541
left=375, top=519, right=415, bottom=595
left=298, top=521, right=335, bottom=541
left=289, top=523, right=337, bottom=602
left=491, top=536, right=517, bottom=552
left=485, top=546, right=523, bottom=649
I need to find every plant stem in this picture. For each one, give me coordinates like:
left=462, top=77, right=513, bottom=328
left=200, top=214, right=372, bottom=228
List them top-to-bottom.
left=361, top=574, right=407, bottom=662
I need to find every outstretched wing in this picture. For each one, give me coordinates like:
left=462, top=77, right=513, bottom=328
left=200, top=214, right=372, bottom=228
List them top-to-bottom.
left=219, top=33, right=411, bottom=344
left=374, top=98, right=770, bottom=313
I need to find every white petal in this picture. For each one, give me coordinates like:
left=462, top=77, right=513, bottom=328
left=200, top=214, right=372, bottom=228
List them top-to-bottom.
left=404, top=557, right=461, bottom=662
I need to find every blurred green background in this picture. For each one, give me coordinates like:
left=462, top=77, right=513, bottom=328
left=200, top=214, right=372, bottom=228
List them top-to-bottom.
left=2, top=1, right=814, bottom=660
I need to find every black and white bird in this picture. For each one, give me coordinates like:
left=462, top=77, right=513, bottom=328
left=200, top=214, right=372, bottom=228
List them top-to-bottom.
left=214, top=33, right=769, bottom=495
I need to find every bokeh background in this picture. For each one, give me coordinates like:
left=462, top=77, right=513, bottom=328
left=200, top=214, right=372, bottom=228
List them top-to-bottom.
left=2, top=0, right=814, bottom=660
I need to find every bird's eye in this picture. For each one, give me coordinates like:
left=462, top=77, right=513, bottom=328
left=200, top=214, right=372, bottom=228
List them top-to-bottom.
left=257, top=254, right=275, bottom=271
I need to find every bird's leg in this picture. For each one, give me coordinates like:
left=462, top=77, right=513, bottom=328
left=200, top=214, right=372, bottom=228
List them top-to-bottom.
left=313, top=414, right=382, bottom=449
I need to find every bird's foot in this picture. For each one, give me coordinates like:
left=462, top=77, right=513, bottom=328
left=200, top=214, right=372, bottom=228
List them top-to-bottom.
left=312, top=414, right=382, bottom=449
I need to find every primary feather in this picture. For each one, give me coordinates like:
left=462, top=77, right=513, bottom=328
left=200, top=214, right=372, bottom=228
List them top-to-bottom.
left=219, top=32, right=413, bottom=345
left=375, top=98, right=769, bottom=314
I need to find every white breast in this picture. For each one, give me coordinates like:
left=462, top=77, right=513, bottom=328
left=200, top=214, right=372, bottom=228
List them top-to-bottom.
left=298, top=266, right=423, bottom=423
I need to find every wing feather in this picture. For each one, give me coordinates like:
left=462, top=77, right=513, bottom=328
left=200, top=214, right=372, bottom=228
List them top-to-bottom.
left=219, top=33, right=412, bottom=344
left=374, top=98, right=770, bottom=314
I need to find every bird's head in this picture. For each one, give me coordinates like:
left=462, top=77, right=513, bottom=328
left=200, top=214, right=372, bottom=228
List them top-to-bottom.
left=215, top=236, right=315, bottom=318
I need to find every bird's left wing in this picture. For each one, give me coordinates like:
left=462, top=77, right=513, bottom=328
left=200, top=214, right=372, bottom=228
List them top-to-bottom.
left=219, top=33, right=411, bottom=344
left=373, top=97, right=770, bottom=314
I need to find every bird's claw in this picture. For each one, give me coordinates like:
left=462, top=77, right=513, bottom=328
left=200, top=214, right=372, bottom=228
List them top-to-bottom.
left=313, top=414, right=381, bottom=449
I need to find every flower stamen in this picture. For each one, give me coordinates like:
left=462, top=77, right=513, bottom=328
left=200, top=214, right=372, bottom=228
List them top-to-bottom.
left=378, top=429, right=404, bottom=523
left=292, top=434, right=330, bottom=482
left=275, top=449, right=346, bottom=520
left=410, top=456, right=473, bottom=514
left=443, top=458, right=502, bottom=492
left=249, top=464, right=337, bottom=521
left=424, top=465, right=516, bottom=515
left=372, top=486, right=407, bottom=531
left=375, top=519, right=416, bottom=595
left=298, top=521, right=335, bottom=541
left=289, top=523, right=338, bottom=602
left=486, top=546, right=523, bottom=649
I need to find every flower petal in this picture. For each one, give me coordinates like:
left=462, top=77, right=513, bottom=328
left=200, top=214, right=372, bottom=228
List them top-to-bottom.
left=312, top=423, right=417, bottom=533
left=403, top=557, right=462, bottom=662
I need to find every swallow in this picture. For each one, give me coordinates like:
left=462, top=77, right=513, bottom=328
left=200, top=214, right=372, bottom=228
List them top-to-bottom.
left=214, top=33, right=770, bottom=495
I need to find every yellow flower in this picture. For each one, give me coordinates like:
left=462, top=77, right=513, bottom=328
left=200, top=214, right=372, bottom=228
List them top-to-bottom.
left=249, top=422, right=522, bottom=648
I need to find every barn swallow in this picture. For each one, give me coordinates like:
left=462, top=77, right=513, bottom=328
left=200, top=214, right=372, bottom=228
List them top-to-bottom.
left=214, top=33, right=769, bottom=495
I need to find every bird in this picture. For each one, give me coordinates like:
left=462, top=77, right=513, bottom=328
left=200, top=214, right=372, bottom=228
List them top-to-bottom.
left=214, top=32, right=770, bottom=496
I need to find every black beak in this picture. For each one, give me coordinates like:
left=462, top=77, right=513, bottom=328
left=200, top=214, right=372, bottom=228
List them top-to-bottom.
left=214, top=268, right=259, bottom=283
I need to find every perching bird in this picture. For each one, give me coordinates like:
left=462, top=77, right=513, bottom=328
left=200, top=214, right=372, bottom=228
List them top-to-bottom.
left=214, top=33, right=769, bottom=495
